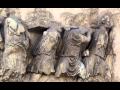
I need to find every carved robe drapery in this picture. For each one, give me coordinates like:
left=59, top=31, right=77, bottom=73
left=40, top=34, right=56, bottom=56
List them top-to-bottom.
left=83, top=12, right=113, bottom=79
left=0, top=16, right=5, bottom=70
left=1, top=16, right=30, bottom=77
left=27, top=26, right=62, bottom=75
left=83, top=26, right=109, bottom=78
left=55, top=27, right=92, bottom=78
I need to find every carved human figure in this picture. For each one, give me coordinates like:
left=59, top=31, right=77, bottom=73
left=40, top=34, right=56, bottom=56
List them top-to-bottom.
left=83, top=12, right=113, bottom=78
left=109, top=13, right=120, bottom=82
left=1, top=15, right=30, bottom=81
left=0, top=16, right=5, bottom=70
left=27, top=21, right=62, bottom=75
left=55, top=26, right=92, bottom=79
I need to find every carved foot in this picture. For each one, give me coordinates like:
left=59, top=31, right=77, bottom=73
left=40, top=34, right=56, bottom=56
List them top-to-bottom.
left=78, top=62, right=87, bottom=79
left=29, top=73, right=42, bottom=82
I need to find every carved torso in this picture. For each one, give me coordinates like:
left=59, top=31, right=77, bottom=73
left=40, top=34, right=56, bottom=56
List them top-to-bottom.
left=0, top=16, right=5, bottom=70
left=2, top=16, right=30, bottom=76
left=4, top=16, right=29, bottom=49
left=27, top=26, right=62, bottom=75
left=84, top=26, right=109, bottom=78
left=55, top=27, right=92, bottom=77
left=61, top=27, right=91, bottom=57
left=88, top=27, right=108, bottom=58
left=33, top=29, right=60, bottom=56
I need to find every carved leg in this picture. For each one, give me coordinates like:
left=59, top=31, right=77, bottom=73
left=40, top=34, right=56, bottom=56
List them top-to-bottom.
left=1, top=46, right=27, bottom=81
left=2, top=46, right=27, bottom=74
left=0, top=50, right=3, bottom=69
left=28, top=54, right=55, bottom=75
left=39, top=55, right=55, bottom=75
left=84, top=55, right=96, bottom=77
left=27, top=56, right=41, bottom=74
left=55, top=57, right=69, bottom=77
left=94, top=57, right=108, bottom=77
left=78, top=61, right=87, bottom=79
left=1, top=69, right=12, bottom=82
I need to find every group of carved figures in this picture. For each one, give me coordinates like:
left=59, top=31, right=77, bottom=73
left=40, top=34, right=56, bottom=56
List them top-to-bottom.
left=0, top=12, right=114, bottom=81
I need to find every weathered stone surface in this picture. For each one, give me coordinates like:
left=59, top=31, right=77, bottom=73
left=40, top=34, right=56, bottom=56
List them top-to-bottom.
left=0, top=8, right=119, bottom=82
left=24, top=8, right=54, bottom=29
left=83, top=12, right=114, bottom=82
left=111, top=13, right=120, bottom=82
left=1, top=15, right=30, bottom=81
left=0, top=16, right=4, bottom=71
left=27, top=23, right=63, bottom=75
left=55, top=27, right=92, bottom=79
left=23, top=73, right=77, bottom=82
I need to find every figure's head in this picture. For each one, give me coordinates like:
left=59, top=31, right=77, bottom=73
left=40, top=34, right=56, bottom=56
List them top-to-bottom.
left=90, top=11, right=114, bottom=30
left=99, top=12, right=114, bottom=29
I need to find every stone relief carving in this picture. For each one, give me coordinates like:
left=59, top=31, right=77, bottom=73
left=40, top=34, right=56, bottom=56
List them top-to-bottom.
left=25, top=8, right=54, bottom=29
left=0, top=9, right=116, bottom=82
left=83, top=12, right=114, bottom=81
left=1, top=15, right=30, bottom=81
left=0, top=16, right=5, bottom=72
left=27, top=21, right=63, bottom=75
left=55, top=26, right=92, bottom=79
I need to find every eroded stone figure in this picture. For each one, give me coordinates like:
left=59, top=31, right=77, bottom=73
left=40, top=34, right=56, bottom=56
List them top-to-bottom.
left=83, top=12, right=113, bottom=79
left=106, top=13, right=120, bottom=82
left=1, top=15, right=30, bottom=81
left=0, top=16, right=5, bottom=71
left=27, top=21, right=63, bottom=75
left=55, top=26, right=92, bottom=79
